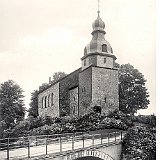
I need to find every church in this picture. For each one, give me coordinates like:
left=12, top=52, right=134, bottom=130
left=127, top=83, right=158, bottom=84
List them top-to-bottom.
left=38, top=10, right=119, bottom=117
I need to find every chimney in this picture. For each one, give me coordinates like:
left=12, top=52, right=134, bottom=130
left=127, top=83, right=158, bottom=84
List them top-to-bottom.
left=49, top=77, right=51, bottom=84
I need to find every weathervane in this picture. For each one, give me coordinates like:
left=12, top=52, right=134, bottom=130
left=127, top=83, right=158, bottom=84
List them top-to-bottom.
left=97, top=0, right=100, bottom=16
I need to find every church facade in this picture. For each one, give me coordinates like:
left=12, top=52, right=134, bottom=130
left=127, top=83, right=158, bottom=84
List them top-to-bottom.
left=38, top=12, right=119, bottom=117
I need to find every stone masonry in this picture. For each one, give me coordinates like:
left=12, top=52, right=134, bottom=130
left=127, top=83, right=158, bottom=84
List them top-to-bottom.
left=38, top=11, right=119, bottom=117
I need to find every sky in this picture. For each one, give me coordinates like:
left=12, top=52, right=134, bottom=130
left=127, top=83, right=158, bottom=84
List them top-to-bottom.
left=0, top=0, right=156, bottom=115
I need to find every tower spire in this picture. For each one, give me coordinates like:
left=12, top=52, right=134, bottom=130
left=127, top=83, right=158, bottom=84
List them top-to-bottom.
left=97, top=0, right=100, bottom=16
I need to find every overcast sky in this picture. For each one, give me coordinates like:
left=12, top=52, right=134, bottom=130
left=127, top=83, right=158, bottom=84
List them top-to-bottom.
left=0, top=0, right=156, bottom=115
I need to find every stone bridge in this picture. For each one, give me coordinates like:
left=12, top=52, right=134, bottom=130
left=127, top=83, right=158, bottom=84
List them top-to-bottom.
left=0, top=131, right=125, bottom=160
left=56, top=144, right=122, bottom=160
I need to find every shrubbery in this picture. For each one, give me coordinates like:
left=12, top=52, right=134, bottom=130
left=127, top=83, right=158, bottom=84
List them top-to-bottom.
left=2, top=109, right=155, bottom=139
left=108, top=109, right=134, bottom=127
left=2, top=110, right=130, bottom=138
left=133, top=114, right=156, bottom=127
left=2, top=116, right=56, bottom=138
left=100, top=117, right=128, bottom=130
left=121, top=126, right=156, bottom=160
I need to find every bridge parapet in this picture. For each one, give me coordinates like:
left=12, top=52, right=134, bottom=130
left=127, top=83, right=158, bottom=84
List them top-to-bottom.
left=0, top=131, right=125, bottom=160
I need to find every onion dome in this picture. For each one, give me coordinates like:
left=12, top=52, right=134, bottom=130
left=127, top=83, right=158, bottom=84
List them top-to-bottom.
left=83, top=13, right=113, bottom=56
left=92, top=14, right=105, bottom=33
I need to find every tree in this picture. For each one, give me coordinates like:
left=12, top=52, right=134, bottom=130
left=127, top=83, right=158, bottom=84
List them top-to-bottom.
left=119, top=63, right=150, bottom=115
left=51, top=72, right=67, bottom=83
left=0, top=80, right=25, bottom=129
left=28, top=83, right=50, bottom=118
left=38, top=83, right=50, bottom=92
left=28, top=90, right=39, bottom=118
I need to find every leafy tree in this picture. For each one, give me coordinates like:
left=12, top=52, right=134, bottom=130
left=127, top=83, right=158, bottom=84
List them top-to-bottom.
left=119, top=64, right=150, bottom=115
left=51, top=72, right=67, bottom=83
left=0, top=80, right=25, bottom=129
left=28, top=83, right=50, bottom=119
left=38, top=83, right=50, bottom=92
left=28, top=90, right=39, bottom=118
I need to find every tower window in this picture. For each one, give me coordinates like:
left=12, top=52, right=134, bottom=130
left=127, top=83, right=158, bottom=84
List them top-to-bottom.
left=102, top=44, right=107, bottom=52
left=84, top=47, right=87, bottom=55
left=111, top=48, right=113, bottom=53
left=104, top=57, right=106, bottom=63
left=84, top=60, right=86, bottom=66
left=82, top=87, right=86, bottom=93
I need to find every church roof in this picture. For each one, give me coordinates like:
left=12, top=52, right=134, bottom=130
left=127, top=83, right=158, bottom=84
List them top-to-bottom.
left=92, top=13, right=105, bottom=32
left=38, top=68, right=82, bottom=94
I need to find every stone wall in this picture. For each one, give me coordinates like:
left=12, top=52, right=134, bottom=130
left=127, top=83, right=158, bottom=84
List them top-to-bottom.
left=81, top=55, right=97, bottom=71
left=97, top=55, right=114, bottom=68
left=92, top=66, right=119, bottom=114
left=79, top=67, right=92, bottom=115
left=59, top=68, right=81, bottom=116
left=38, top=82, right=59, bottom=118
left=69, top=87, right=79, bottom=116
left=99, top=143, right=122, bottom=160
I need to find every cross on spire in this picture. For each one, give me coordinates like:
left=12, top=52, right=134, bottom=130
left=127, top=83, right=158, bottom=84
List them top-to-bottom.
left=97, top=0, right=100, bottom=16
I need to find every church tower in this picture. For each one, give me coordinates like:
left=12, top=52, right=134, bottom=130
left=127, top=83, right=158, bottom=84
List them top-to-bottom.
left=38, top=6, right=119, bottom=118
left=79, top=10, right=119, bottom=115
left=81, top=11, right=116, bottom=70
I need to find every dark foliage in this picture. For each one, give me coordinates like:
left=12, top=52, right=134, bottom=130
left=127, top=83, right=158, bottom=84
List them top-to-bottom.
left=119, top=64, right=150, bottom=115
left=51, top=72, right=67, bottom=83
left=0, top=80, right=25, bottom=130
left=28, top=90, right=39, bottom=118
left=108, top=109, right=134, bottom=127
left=3, top=110, right=130, bottom=138
left=133, top=114, right=156, bottom=127
left=121, top=126, right=156, bottom=160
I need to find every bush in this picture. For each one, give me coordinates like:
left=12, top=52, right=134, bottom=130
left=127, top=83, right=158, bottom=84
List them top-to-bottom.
left=108, top=109, right=134, bottom=127
left=3, top=110, right=132, bottom=138
left=133, top=114, right=156, bottom=127
left=100, top=117, right=128, bottom=130
left=121, top=126, right=156, bottom=160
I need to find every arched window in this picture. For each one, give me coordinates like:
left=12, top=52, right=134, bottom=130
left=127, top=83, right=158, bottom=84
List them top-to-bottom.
left=102, top=44, right=107, bottom=52
left=84, top=47, right=87, bottom=55
left=104, top=57, right=106, bottom=63
left=84, top=60, right=86, bottom=66
left=51, top=93, right=54, bottom=106
left=48, top=95, right=50, bottom=107
left=45, top=96, right=47, bottom=108
left=42, top=97, right=44, bottom=108
left=73, top=106, right=76, bottom=114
